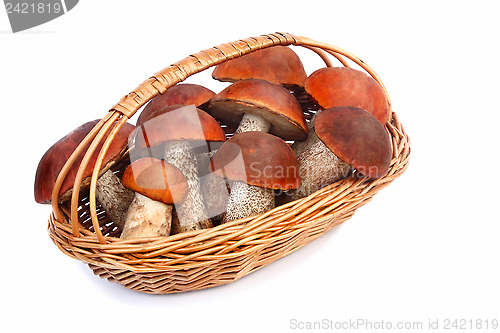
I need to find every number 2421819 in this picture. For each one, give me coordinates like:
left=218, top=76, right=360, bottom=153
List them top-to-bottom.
left=5, top=2, right=62, bottom=14
left=443, top=319, right=498, bottom=330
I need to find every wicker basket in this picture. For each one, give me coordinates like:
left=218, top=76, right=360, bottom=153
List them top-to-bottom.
left=47, top=32, right=410, bottom=294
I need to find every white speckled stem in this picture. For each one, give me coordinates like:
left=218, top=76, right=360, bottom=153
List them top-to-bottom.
left=235, top=113, right=271, bottom=134
left=288, top=129, right=353, bottom=201
left=164, top=141, right=213, bottom=233
left=196, top=146, right=229, bottom=221
left=96, top=169, right=135, bottom=230
left=201, top=172, right=230, bottom=221
left=223, top=181, right=275, bottom=223
left=120, top=193, right=172, bottom=239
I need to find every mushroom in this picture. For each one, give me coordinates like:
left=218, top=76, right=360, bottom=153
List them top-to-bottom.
left=212, top=46, right=307, bottom=92
left=304, top=67, right=390, bottom=124
left=208, top=78, right=308, bottom=140
left=207, top=79, right=308, bottom=219
left=136, top=83, right=215, bottom=126
left=135, top=103, right=229, bottom=222
left=132, top=105, right=226, bottom=233
left=288, top=106, right=392, bottom=201
left=34, top=119, right=136, bottom=230
left=211, top=131, right=300, bottom=222
left=120, top=157, right=188, bottom=239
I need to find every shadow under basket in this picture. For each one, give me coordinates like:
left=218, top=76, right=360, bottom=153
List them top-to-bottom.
left=47, top=32, right=411, bottom=294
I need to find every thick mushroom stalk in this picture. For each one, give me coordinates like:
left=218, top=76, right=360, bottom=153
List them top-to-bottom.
left=234, top=113, right=271, bottom=134
left=289, top=130, right=352, bottom=201
left=195, top=137, right=236, bottom=223
left=165, top=141, right=213, bottom=233
left=120, top=157, right=188, bottom=239
left=201, top=165, right=230, bottom=222
left=95, top=169, right=135, bottom=230
left=223, top=181, right=275, bottom=223
left=120, top=193, right=173, bottom=239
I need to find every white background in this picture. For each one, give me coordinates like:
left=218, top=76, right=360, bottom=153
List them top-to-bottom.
left=1, top=1, right=499, bottom=332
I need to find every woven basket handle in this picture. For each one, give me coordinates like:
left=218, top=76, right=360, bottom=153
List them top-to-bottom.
left=51, top=32, right=391, bottom=244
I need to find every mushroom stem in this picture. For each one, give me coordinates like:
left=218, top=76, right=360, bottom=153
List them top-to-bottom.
left=235, top=113, right=271, bottom=134
left=288, top=130, right=352, bottom=201
left=164, top=141, right=213, bottom=233
left=198, top=144, right=230, bottom=223
left=95, top=169, right=135, bottom=230
left=202, top=172, right=230, bottom=222
left=223, top=181, right=275, bottom=223
left=120, top=193, right=172, bottom=239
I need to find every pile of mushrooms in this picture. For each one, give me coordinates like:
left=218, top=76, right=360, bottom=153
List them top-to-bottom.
left=34, top=45, right=393, bottom=240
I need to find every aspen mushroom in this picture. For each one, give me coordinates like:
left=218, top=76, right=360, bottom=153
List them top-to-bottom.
left=212, top=46, right=307, bottom=92
left=304, top=67, right=390, bottom=124
left=209, top=78, right=308, bottom=140
left=136, top=83, right=215, bottom=126
left=138, top=103, right=229, bottom=223
left=133, top=105, right=226, bottom=233
left=288, top=106, right=392, bottom=201
left=34, top=120, right=136, bottom=230
left=211, top=131, right=300, bottom=222
left=120, top=157, right=188, bottom=239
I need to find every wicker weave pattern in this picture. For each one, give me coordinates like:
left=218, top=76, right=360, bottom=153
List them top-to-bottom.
left=47, top=32, right=410, bottom=294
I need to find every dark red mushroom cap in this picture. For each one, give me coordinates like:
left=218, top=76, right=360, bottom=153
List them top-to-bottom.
left=212, top=46, right=307, bottom=88
left=305, top=67, right=390, bottom=124
left=209, top=79, right=308, bottom=140
left=137, top=83, right=215, bottom=126
left=136, top=104, right=186, bottom=126
left=134, top=105, right=226, bottom=150
left=314, top=106, right=392, bottom=178
left=34, top=120, right=136, bottom=204
left=211, top=131, right=300, bottom=190
left=122, top=157, right=188, bottom=204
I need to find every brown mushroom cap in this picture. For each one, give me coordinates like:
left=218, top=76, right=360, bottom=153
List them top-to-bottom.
left=212, top=46, right=307, bottom=88
left=305, top=67, right=390, bottom=124
left=209, top=79, right=308, bottom=140
left=137, top=84, right=215, bottom=126
left=136, top=104, right=186, bottom=126
left=134, top=105, right=226, bottom=150
left=315, top=106, right=392, bottom=178
left=34, top=120, right=135, bottom=204
left=211, top=131, right=300, bottom=190
left=122, top=157, right=188, bottom=204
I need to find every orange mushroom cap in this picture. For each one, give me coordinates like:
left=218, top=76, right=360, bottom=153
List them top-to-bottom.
left=212, top=46, right=307, bottom=88
left=305, top=67, right=390, bottom=124
left=209, top=79, right=308, bottom=140
left=137, top=83, right=215, bottom=126
left=134, top=105, right=226, bottom=150
left=314, top=106, right=392, bottom=178
left=34, top=120, right=135, bottom=204
left=211, top=131, right=300, bottom=190
left=122, top=157, right=188, bottom=204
